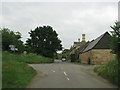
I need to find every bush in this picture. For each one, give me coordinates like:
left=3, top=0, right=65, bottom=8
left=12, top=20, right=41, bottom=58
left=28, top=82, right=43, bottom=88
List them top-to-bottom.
left=70, top=54, right=79, bottom=62
left=70, top=54, right=76, bottom=62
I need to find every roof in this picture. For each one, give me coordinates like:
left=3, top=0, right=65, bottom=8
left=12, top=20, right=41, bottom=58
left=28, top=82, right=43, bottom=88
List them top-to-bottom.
left=81, top=32, right=111, bottom=53
left=70, top=41, right=87, bottom=55
left=73, top=42, right=82, bottom=47
left=79, top=42, right=90, bottom=53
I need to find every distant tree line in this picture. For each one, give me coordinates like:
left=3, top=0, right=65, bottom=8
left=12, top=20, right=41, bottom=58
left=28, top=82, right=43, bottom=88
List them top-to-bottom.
left=1, top=26, right=62, bottom=58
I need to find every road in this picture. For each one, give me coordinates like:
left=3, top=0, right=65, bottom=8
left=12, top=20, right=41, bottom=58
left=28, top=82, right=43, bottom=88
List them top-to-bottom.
left=27, top=60, right=117, bottom=88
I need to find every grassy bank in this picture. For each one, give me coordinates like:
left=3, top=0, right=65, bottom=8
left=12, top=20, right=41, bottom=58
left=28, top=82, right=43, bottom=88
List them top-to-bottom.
left=2, top=51, right=53, bottom=88
left=3, top=52, right=54, bottom=64
left=14, top=53, right=54, bottom=63
left=94, top=59, right=119, bottom=86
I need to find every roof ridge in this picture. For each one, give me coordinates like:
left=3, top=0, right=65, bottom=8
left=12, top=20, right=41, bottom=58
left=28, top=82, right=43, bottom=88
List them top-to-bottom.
left=82, top=31, right=109, bottom=53
left=92, top=31, right=109, bottom=49
left=94, top=31, right=108, bottom=41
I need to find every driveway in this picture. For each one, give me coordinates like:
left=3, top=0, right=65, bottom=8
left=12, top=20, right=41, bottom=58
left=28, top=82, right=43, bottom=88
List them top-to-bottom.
left=27, top=60, right=117, bottom=88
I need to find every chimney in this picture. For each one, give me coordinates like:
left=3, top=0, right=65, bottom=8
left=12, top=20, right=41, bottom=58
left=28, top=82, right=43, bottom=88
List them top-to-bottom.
left=82, top=34, right=85, bottom=41
left=78, top=38, right=80, bottom=42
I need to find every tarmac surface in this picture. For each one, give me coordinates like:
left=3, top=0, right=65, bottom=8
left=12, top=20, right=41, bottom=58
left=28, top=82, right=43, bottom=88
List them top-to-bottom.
left=27, top=60, right=117, bottom=88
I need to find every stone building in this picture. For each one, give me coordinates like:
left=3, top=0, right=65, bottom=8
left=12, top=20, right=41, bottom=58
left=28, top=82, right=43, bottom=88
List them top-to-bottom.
left=79, top=32, right=115, bottom=64
left=69, top=34, right=88, bottom=62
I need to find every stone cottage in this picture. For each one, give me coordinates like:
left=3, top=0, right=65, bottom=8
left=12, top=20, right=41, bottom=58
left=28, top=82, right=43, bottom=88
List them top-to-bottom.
left=79, top=32, right=115, bottom=64
left=68, top=34, right=88, bottom=62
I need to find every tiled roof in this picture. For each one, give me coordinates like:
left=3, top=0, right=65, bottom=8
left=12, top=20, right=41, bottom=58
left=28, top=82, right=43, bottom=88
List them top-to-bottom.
left=81, top=32, right=110, bottom=53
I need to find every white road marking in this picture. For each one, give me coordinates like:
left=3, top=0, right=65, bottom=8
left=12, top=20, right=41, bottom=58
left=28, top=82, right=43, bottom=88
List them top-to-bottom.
left=63, top=71, right=70, bottom=80
left=64, top=72, right=67, bottom=76
left=67, top=77, right=70, bottom=80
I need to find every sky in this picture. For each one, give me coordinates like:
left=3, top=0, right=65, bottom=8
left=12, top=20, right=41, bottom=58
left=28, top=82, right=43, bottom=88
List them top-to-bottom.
left=1, top=0, right=119, bottom=49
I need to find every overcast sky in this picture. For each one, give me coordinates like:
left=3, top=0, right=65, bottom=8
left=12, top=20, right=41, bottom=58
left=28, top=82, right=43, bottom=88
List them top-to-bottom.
left=1, top=0, right=119, bottom=49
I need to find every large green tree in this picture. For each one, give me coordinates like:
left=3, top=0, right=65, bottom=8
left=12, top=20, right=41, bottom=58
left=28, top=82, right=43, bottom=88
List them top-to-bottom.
left=26, top=26, right=62, bottom=58
left=1, top=28, right=25, bottom=53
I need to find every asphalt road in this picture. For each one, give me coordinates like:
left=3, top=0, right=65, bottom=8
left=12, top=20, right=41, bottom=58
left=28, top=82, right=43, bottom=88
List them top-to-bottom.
left=27, top=60, right=117, bottom=88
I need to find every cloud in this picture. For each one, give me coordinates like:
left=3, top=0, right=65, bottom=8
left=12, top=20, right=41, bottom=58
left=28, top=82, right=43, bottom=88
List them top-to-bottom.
left=2, top=0, right=119, bottom=2
left=2, top=2, right=118, bottom=49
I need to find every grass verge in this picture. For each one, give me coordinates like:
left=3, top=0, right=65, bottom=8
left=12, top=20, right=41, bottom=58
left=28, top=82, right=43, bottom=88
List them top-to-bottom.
left=2, top=51, right=53, bottom=88
left=11, top=52, right=54, bottom=63
left=94, top=59, right=119, bottom=86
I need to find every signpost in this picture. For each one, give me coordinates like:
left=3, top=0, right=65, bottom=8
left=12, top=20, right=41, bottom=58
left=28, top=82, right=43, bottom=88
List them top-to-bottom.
left=9, top=45, right=18, bottom=53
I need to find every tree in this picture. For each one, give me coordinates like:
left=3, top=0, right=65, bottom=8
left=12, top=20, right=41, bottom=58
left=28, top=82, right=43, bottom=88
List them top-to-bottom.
left=110, top=21, right=120, bottom=54
left=110, top=21, right=120, bottom=86
left=26, top=26, right=62, bottom=58
left=1, top=28, right=25, bottom=53
left=62, top=49, right=70, bottom=59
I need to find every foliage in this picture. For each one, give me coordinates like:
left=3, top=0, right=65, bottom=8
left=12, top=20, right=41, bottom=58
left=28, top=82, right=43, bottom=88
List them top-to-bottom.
left=94, top=21, right=120, bottom=87
left=110, top=21, right=120, bottom=54
left=110, top=21, right=120, bottom=87
left=26, top=26, right=62, bottom=58
left=1, top=28, right=25, bottom=53
left=62, top=49, right=69, bottom=54
left=62, top=49, right=70, bottom=59
left=69, top=50, right=79, bottom=62
left=2, top=51, right=36, bottom=88
left=70, top=54, right=77, bottom=62
left=94, top=59, right=119, bottom=86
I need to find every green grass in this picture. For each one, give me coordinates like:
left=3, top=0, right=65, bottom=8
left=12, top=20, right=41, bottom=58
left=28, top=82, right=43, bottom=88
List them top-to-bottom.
left=2, top=51, right=54, bottom=88
left=3, top=52, right=54, bottom=63
left=21, top=53, right=54, bottom=63
left=94, top=59, right=119, bottom=86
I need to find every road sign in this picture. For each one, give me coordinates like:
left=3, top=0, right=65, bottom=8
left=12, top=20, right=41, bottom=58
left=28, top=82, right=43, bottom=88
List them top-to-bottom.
left=9, top=45, right=15, bottom=48
left=9, top=45, right=18, bottom=51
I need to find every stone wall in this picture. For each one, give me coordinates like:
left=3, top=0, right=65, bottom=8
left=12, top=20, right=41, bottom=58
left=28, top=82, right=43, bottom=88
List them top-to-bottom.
left=79, top=49, right=116, bottom=65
